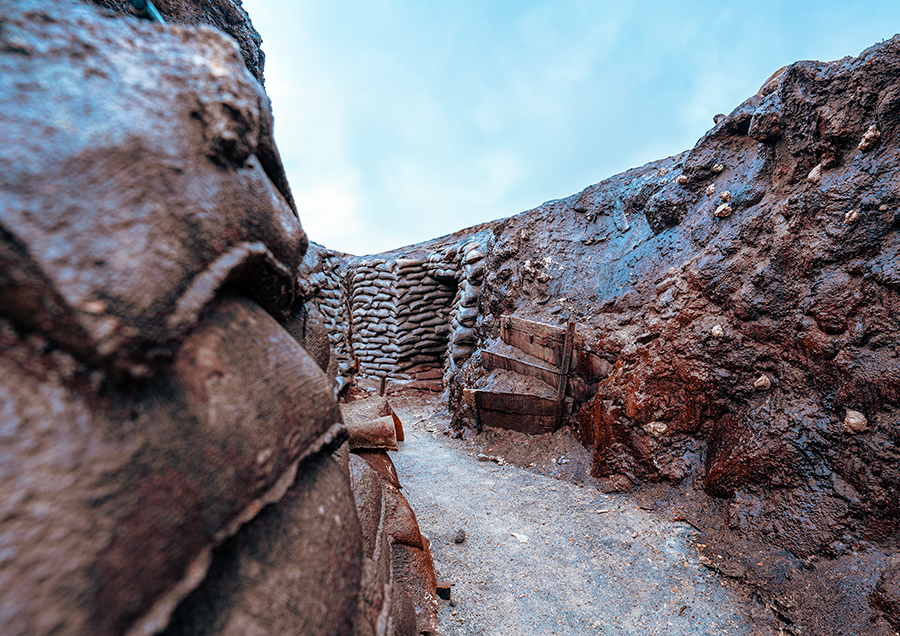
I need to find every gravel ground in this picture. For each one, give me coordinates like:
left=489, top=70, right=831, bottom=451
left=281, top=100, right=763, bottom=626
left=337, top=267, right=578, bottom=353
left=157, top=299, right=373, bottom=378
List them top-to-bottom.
left=387, top=393, right=763, bottom=636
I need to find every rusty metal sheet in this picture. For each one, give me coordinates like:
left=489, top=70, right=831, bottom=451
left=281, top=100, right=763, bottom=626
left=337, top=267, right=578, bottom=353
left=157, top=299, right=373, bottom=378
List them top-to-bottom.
left=391, top=544, right=438, bottom=635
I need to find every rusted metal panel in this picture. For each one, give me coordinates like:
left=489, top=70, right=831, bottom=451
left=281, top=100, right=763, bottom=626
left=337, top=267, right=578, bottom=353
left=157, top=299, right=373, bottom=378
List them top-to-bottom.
left=481, top=349, right=560, bottom=388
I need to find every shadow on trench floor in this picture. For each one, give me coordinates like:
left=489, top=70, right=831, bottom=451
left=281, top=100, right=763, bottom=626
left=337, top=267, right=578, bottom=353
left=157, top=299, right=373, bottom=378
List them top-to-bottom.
left=385, top=392, right=775, bottom=636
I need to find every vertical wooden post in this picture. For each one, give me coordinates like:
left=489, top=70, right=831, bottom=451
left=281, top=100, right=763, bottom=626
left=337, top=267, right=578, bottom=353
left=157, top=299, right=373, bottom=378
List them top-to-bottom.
left=553, top=321, right=575, bottom=432
left=379, top=375, right=387, bottom=397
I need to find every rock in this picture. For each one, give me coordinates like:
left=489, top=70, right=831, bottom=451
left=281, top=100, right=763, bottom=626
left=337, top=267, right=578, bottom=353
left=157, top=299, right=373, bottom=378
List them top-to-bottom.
left=858, top=124, right=881, bottom=151
left=712, top=163, right=724, bottom=173
left=807, top=163, right=823, bottom=183
left=676, top=174, right=689, bottom=185
left=705, top=183, right=716, bottom=196
left=719, top=190, right=732, bottom=202
left=714, top=203, right=733, bottom=218
left=844, top=209, right=859, bottom=224
left=464, top=249, right=484, bottom=264
left=711, top=324, right=725, bottom=337
left=753, top=374, right=772, bottom=390
left=843, top=410, right=868, bottom=433
left=643, top=421, right=668, bottom=437
left=453, top=529, right=466, bottom=544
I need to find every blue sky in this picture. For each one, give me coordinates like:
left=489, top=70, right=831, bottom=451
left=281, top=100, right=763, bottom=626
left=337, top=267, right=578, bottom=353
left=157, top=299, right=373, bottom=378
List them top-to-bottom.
left=242, top=0, right=900, bottom=255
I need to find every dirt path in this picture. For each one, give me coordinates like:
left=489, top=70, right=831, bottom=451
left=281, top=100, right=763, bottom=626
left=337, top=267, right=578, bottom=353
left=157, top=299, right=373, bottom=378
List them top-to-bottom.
left=387, top=394, right=763, bottom=636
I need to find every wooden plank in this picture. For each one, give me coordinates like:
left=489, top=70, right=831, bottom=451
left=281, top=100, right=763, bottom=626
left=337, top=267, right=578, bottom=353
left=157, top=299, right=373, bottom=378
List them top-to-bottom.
left=499, top=315, right=586, bottom=368
left=500, top=315, right=564, bottom=366
left=553, top=322, right=575, bottom=432
left=481, top=350, right=560, bottom=389
left=474, top=390, right=557, bottom=416
left=477, top=410, right=555, bottom=435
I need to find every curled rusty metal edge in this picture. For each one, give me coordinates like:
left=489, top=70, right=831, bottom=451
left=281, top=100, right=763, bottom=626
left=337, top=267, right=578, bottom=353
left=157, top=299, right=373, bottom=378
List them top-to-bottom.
left=125, top=421, right=348, bottom=636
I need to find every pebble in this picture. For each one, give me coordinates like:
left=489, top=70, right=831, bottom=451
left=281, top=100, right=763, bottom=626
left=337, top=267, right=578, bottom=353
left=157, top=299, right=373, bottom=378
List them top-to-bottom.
left=857, top=124, right=881, bottom=151
left=808, top=163, right=822, bottom=183
left=712, top=164, right=724, bottom=173
left=676, top=174, right=688, bottom=185
left=705, top=184, right=716, bottom=196
left=719, top=190, right=732, bottom=203
left=714, top=203, right=733, bottom=218
left=844, top=209, right=859, bottom=224
left=711, top=325, right=724, bottom=337
left=753, top=374, right=772, bottom=390
left=844, top=410, right=868, bottom=433
left=644, top=421, right=668, bottom=437
left=453, top=529, right=466, bottom=544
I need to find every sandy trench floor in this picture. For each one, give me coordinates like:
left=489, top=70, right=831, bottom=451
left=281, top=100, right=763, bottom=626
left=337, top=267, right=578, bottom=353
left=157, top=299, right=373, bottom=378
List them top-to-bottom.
left=385, top=393, right=764, bottom=636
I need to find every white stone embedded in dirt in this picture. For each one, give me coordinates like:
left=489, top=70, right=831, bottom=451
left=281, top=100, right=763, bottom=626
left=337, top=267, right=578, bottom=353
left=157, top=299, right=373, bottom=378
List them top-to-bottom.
left=858, top=124, right=881, bottom=151
left=808, top=163, right=823, bottom=183
left=713, top=164, right=724, bottom=173
left=676, top=174, right=688, bottom=185
left=705, top=184, right=716, bottom=196
left=719, top=190, right=732, bottom=202
left=714, top=203, right=733, bottom=218
left=844, top=209, right=859, bottom=224
left=711, top=325, right=724, bottom=337
left=753, top=374, right=772, bottom=390
left=844, top=410, right=868, bottom=433
left=643, top=421, right=668, bottom=437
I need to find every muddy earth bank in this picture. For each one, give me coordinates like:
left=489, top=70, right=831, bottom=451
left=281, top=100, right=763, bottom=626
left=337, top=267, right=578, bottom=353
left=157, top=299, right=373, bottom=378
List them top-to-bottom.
left=434, top=36, right=900, bottom=635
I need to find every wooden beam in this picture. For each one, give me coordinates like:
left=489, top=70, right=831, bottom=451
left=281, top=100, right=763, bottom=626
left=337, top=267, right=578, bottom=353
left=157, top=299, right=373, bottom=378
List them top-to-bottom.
left=500, top=315, right=565, bottom=366
left=553, top=322, right=575, bottom=432
left=481, top=350, right=560, bottom=389
left=473, top=390, right=557, bottom=416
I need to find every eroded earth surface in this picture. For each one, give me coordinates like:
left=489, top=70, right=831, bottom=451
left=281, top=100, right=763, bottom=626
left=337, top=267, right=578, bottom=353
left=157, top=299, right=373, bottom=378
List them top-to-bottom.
left=389, top=393, right=778, bottom=636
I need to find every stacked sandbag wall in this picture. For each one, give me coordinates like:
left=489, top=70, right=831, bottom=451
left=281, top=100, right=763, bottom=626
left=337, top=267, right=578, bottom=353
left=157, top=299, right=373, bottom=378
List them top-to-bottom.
left=314, top=234, right=491, bottom=388
left=447, top=234, right=492, bottom=366
left=315, top=251, right=356, bottom=388
left=394, top=255, right=458, bottom=382
left=349, top=259, right=403, bottom=379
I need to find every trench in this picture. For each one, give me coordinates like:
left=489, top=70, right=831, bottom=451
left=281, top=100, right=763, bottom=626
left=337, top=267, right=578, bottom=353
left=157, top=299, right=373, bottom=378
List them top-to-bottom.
left=316, top=236, right=772, bottom=634
left=351, top=390, right=759, bottom=635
